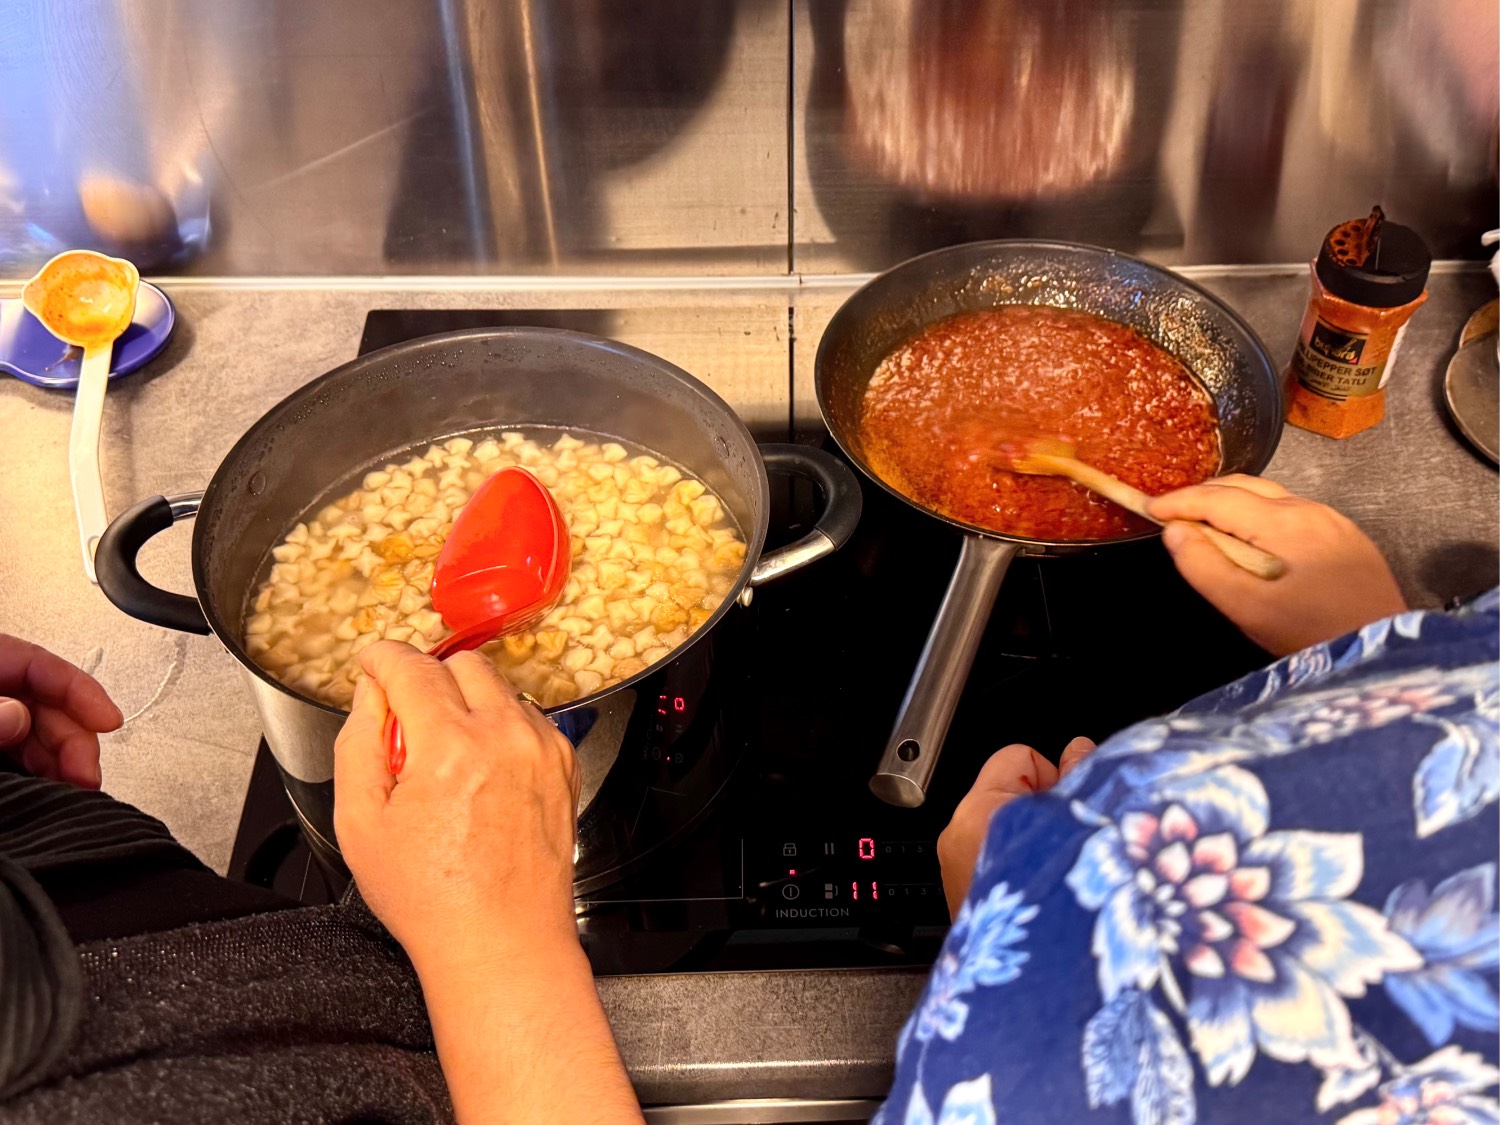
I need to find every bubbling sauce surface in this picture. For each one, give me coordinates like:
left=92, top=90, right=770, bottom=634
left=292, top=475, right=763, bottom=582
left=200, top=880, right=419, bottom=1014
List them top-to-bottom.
left=859, top=306, right=1221, bottom=540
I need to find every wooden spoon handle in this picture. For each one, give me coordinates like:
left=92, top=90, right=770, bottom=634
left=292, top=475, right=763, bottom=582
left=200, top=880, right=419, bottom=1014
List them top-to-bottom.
left=1033, top=454, right=1286, bottom=580
left=1178, top=521, right=1287, bottom=580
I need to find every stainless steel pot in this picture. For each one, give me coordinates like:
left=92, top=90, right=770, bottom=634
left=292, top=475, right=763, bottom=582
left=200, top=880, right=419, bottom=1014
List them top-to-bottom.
left=814, top=240, right=1282, bottom=807
left=96, top=327, right=861, bottom=891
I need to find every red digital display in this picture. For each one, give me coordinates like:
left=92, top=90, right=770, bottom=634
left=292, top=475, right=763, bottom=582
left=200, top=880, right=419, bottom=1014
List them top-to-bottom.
left=657, top=695, right=688, bottom=716
left=858, top=837, right=876, bottom=860
left=851, top=881, right=879, bottom=902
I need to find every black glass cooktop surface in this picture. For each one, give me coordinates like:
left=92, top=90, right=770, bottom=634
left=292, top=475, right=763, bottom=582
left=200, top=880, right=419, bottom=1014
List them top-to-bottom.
left=228, top=309, right=1268, bottom=976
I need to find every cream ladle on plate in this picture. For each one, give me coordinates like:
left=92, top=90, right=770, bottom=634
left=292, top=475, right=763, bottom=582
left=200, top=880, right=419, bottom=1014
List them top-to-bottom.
left=22, top=251, right=140, bottom=582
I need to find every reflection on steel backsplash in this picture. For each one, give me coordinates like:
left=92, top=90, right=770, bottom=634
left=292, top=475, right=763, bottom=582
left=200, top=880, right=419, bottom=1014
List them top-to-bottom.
left=0, top=0, right=214, bottom=272
left=0, top=0, right=770, bottom=277
left=841, top=0, right=1135, bottom=201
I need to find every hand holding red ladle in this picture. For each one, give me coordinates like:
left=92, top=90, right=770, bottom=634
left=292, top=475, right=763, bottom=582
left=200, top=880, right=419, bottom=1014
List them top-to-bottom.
left=384, top=465, right=570, bottom=774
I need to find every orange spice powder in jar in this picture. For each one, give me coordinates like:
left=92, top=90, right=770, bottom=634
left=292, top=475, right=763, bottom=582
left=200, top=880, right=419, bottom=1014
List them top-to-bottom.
left=1283, top=208, right=1431, bottom=439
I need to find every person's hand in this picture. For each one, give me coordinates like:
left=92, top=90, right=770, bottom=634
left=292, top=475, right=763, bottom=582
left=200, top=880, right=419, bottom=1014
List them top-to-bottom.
left=1147, top=476, right=1407, bottom=657
left=0, top=634, right=122, bottom=788
left=333, top=642, right=581, bottom=970
left=337, top=644, right=645, bottom=1124
left=938, top=737, right=1094, bottom=918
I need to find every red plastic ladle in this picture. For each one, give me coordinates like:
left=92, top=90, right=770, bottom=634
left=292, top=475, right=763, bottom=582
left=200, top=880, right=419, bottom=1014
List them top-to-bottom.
left=384, top=466, right=570, bottom=774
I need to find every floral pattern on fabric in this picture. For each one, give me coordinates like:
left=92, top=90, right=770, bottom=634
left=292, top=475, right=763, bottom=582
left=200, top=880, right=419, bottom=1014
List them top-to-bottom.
left=879, top=592, right=1500, bottom=1125
left=1056, top=661, right=1498, bottom=806
left=1411, top=683, right=1500, bottom=839
left=1066, top=762, right=1420, bottom=1102
left=1382, top=864, right=1500, bottom=1047
left=913, top=882, right=1037, bottom=1045
left=876, top=886, right=1033, bottom=1125
left=1335, top=1047, right=1500, bottom=1125
left=902, top=1076, right=998, bottom=1125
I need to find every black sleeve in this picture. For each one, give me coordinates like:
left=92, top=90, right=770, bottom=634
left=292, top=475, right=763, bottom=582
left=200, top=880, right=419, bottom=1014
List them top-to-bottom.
left=0, top=857, right=80, bottom=1102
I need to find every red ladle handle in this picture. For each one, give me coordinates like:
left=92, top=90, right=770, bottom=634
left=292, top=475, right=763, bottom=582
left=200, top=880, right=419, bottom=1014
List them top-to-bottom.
left=383, top=607, right=547, bottom=775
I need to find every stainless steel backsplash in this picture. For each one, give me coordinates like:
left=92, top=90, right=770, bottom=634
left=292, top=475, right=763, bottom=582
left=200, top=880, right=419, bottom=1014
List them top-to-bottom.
left=1, top=0, right=1493, bottom=277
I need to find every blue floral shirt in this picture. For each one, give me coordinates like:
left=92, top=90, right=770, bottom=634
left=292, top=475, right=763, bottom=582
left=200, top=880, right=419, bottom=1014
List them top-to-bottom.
left=881, top=590, right=1500, bottom=1125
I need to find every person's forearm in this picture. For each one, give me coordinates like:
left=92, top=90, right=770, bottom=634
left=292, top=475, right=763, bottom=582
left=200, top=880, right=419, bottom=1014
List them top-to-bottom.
left=414, top=924, right=644, bottom=1125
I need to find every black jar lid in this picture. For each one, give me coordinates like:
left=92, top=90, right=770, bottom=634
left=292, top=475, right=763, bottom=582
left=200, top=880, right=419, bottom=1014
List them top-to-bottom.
left=1316, top=221, right=1431, bottom=308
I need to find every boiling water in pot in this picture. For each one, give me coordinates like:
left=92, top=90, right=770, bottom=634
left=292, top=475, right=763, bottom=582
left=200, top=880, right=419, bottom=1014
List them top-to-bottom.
left=242, top=426, right=747, bottom=711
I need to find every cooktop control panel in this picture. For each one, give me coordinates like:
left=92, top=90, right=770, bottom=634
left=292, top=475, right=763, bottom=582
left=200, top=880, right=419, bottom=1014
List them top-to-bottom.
left=749, top=834, right=945, bottom=927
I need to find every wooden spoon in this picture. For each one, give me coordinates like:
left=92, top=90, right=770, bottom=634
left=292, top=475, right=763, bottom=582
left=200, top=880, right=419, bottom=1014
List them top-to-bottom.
left=1000, top=438, right=1286, bottom=580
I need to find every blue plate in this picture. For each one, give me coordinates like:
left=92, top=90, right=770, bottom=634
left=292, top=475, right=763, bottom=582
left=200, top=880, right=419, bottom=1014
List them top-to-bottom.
left=0, top=282, right=175, bottom=390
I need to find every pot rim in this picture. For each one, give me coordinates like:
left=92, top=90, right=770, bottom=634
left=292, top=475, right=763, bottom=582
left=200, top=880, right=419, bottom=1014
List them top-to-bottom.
left=194, top=325, right=773, bottom=719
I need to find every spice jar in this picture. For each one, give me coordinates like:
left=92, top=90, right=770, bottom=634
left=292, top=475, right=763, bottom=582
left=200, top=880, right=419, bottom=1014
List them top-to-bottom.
left=1284, top=207, right=1431, bottom=439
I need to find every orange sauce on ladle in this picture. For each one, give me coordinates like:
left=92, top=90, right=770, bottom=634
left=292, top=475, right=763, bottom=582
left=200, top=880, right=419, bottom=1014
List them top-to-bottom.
left=21, top=251, right=140, bottom=349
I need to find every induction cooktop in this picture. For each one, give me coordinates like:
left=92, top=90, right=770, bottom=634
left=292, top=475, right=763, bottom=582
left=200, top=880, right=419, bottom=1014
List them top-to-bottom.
left=226, top=308, right=1268, bottom=976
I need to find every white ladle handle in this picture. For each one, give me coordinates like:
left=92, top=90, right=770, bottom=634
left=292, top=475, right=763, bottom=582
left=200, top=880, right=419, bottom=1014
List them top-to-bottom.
left=69, top=344, right=111, bottom=583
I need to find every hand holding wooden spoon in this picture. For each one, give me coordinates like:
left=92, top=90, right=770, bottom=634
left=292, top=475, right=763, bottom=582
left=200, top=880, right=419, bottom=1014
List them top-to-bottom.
left=997, top=437, right=1286, bottom=580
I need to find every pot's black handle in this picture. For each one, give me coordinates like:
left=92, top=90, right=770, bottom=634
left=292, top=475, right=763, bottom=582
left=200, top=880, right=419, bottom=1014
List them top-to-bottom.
left=749, top=444, right=863, bottom=587
left=95, top=493, right=211, bottom=635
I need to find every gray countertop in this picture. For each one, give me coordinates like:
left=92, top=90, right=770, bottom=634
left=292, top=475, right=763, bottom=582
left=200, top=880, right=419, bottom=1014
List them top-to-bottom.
left=0, top=267, right=1495, bottom=1111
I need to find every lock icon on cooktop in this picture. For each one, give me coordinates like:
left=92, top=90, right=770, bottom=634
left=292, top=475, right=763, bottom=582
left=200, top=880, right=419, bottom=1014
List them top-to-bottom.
left=782, top=842, right=797, bottom=857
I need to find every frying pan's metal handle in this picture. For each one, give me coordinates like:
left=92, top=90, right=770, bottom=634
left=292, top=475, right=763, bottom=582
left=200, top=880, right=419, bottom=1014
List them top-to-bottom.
left=747, top=444, right=863, bottom=588
left=96, top=492, right=211, bottom=635
left=871, top=536, right=1019, bottom=807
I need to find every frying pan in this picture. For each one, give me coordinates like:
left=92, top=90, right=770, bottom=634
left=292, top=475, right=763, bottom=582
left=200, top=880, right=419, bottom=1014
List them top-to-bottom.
left=815, top=240, right=1282, bottom=807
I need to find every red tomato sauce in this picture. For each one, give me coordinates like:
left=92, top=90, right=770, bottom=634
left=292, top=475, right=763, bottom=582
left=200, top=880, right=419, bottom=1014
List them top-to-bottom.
left=858, top=306, right=1220, bottom=539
